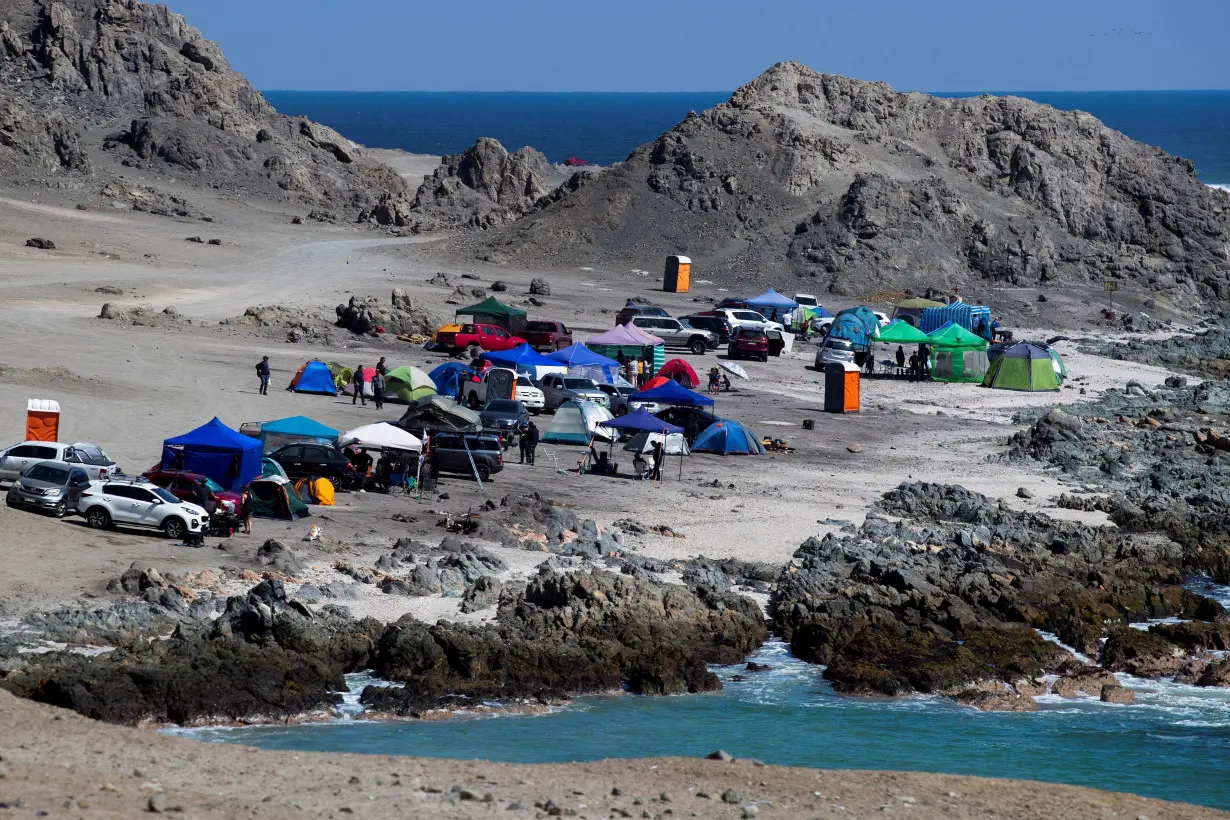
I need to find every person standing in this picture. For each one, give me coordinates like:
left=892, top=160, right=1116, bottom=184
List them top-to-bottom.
left=895, top=346, right=906, bottom=371
left=256, top=356, right=271, bottom=395
left=376, top=356, right=388, bottom=377
left=351, top=364, right=366, bottom=406
left=372, top=368, right=386, bottom=410
left=526, top=420, right=540, bottom=466
left=518, top=423, right=530, bottom=464
left=650, top=439, right=664, bottom=481
left=193, top=479, right=216, bottom=517
left=240, top=488, right=253, bottom=535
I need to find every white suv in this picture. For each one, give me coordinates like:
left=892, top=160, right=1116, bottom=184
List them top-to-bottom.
left=714, top=308, right=785, bottom=334
left=0, top=441, right=118, bottom=482
left=77, top=477, right=208, bottom=540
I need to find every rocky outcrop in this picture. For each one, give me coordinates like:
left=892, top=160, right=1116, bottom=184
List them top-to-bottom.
left=0, top=0, right=411, bottom=218
left=460, top=61, right=1230, bottom=308
left=391, top=138, right=554, bottom=231
left=334, top=289, right=439, bottom=336
left=1081, top=322, right=1230, bottom=380
left=361, top=568, right=767, bottom=713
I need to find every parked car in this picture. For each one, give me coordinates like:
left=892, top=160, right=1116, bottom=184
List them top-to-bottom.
left=793, top=293, right=820, bottom=310
left=715, top=297, right=747, bottom=310
left=615, top=305, right=670, bottom=326
left=714, top=308, right=784, bottom=334
left=680, top=313, right=733, bottom=346
left=630, top=316, right=718, bottom=355
left=522, top=320, right=573, bottom=351
left=433, top=323, right=527, bottom=355
left=728, top=327, right=770, bottom=361
left=815, top=337, right=857, bottom=368
left=461, top=367, right=545, bottom=412
left=538, top=373, right=609, bottom=410
left=597, top=383, right=660, bottom=416
left=479, top=399, right=529, bottom=435
left=658, top=406, right=718, bottom=442
left=428, top=432, right=504, bottom=481
left=0, top=441, right=118, bottom=483
left=267, top=442, right=356, bottom=485
left=5, top=461, right=92, bottom=517
left=141, top=468, right=241, bottom=511
left=77, top=476, right=208, bottom=540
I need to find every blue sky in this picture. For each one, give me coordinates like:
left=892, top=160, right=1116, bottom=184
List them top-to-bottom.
left=164, top=0, right=1229, bottom=92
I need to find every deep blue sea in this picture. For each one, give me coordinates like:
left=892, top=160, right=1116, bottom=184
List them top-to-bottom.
left=264, top=89, right=1230, bottom=186
left=187, top=584, right=1230, bottom=809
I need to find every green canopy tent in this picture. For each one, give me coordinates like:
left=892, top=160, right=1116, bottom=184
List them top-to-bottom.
left=455, top=296, right=527, bottom=333
left=873, top=319, right=932, bottom=345
left=926, top=322, right=989, bottom=383
left=983, top=342, right=1062, bottom=392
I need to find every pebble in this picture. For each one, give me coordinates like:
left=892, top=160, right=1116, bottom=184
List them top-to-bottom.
left=846, top=444, right=864, bottom=453
left=705, top=749, right=734, bottom=761
left=611, top=787, right=622, bottom=796
left=457, top=788, right=479, bottom=801
left=722, top=789, right=741, bottom=804
left=147, top=793, right=166, bottom=813
left=742, top=806, right=759, bottom=818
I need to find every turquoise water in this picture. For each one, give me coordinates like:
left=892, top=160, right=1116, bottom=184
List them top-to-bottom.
left=264, top=90, right=1230, bottom=184
left=189, top=625, right=1230, bottom=809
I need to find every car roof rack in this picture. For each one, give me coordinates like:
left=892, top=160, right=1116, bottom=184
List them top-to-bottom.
left=99, top=474, right=150, bottom=485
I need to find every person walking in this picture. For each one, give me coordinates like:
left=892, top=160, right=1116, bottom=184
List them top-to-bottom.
left=256, top=356, right=271, bottom=395
left=351, top=364, right=366, bottom=406
left=371, top=368, right=386, bottom=410
left=526, top=420, right=540, bottom=466
left=518, top=423, right=530, bottom=464
left=240, top=488, right=253, bottom=535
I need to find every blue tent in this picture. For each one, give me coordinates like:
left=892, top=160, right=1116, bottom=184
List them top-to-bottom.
left=745, top=289, right=799, bottom=310
left=835, top=307, right=880, bottom=336
left=828, top=314, right=870, bottom=349
left=483, top=343, right=567, bottom=377
left=547, top=343, right=624, bottom=384
left=288, top=360, right=337, bottom=395
left=429, top=362, right=477, bottom=400
left=630, top=379, right=715, bottom=407
left=597, top=408, right=683, bottom=434
left=259, top=415, right=339, bottom=453
left=161, top=417, right=263, bottom=492
left=691, top=419, right=766, bottom=455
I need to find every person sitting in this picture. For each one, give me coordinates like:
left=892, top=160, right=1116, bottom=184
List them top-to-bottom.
left=721, top=373, right=731, bottom=392
left=632, top=451, right=650, bottom=480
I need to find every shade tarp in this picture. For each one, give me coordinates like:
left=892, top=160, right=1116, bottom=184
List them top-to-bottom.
left=745, top=288, right=799, bottom=309
left=455, top=296, right=527, bottom=319
left=895, top=297, right=946, bottom=310
left=920, top=303, right=992, bottom=338
left=835, top=307, right=881, bottom=336
left=827, top=315, right=870, bottom=348
left=873, top=319, right=932, bottom=345
left=927, top=322, right=989, bottom=350
left=658, top=358, right=700, bottom=388
left=287, top=361, right=337, bottom=394
left=385, top=366, right=437, bottom=403
left=630, top=379, right=715, bottom=407
left=397, top=395, right=482, bottom=434
left=542, top=400, right=615, bottom=444
left=597, top=407, right=683, bottom=434
left=161, top=417, right=263, bottom=492
left=691, top=419, right=766, bottom=455
left=341, top=422, right=423, bottom=452
left=622, top=431, right=690, bottom=455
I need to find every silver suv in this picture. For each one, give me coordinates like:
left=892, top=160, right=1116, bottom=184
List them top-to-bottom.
left=630, top=316, right=718, bottom=355
left=538, top=374, right=609, bottom=411
left=0, top=441, right=118, bottom=482
left=6, top=461, right=92, bottom=517
left=77, top=477, right=208, bottom=540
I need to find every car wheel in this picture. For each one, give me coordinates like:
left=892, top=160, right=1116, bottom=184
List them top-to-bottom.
left=689, top=338, right=707, bottom=356
left=475, top=463, right=491, bottom=482
left=5, top=495, right=19, bottom=509
left=53, top=500, right=67, bottom=518
left=86, top=507, right=111, bottom=529
left=163, top=517, right=188, bottom=540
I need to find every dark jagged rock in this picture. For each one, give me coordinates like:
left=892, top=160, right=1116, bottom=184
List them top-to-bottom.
left=459, top=61, right=1230, bottom=309
left=404, top=138, right=553, bottom=231
left=25, top=237, right=55, bottom=249
left=333, top=290, right=438, bottom=336
left=1080, top=323, right=1230, bottom=379
left=362, top=569, right=766, bottom=713
left=459, top=576, right=502, bottom=613
left=1100, top=627, right=1189, bottom=678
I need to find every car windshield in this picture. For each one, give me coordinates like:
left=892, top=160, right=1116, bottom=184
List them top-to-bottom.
left=795, top=296, right=818, bottom=307
left=525, top=321, right=554, bottom=332
left=740, top=330, right=767, bottom=340
left=562, top=378, right=596, bottom=390
left=484, top=400, right=520, bottom=413
left=26, top=465, right=69, bottom=484
left=202, top=477, right=224, bottom=493
left=153, top=487, right=180, bottom=503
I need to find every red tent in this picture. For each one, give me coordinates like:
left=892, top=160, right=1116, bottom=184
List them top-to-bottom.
left=658, top=358, right=700, bottom=388
left=344, top=366, right=378, bottom=398
left=641, top=375, right=671, bottom=391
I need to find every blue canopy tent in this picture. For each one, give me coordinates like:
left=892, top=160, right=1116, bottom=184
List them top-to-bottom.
left=745, top=288, right=799, bottom=324
left=835, top=307, right=881, bottom=336
left=827, top=314, right=871, bottom=349
left=482, top=343, right=567, bottom=379
left=548, top=343, right=624, bottom=384
left=429, top=362, right=477, bottom=400
left=630, top=379, right=715, bottom=407
left=597, top=408, right=683, bottom=434
left=259, top=415, right=339, bottom=454
left=161, top=417, right=263, bottom=492
left=691, top=419, right=766, bottom=455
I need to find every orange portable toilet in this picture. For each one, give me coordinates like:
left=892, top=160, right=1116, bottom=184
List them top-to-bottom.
left=663, top=255, right=691, bottom=293
left=823, top=363, right=860, bottom=414
left=25, top=399, right=60, bottom=441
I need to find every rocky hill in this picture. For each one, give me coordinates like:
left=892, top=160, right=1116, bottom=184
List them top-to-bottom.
left=0, top=0, right=415, bottom=219
left=459, top=62, right=1230, bottom=304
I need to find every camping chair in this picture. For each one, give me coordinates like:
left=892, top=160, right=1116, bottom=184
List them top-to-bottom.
left=631, top=453, right=651, bottom=481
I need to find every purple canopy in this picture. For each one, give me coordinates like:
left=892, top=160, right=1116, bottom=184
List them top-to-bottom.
left=588, top=323, right=664, bottom=346
left=597, top=408, right=683, bottom=434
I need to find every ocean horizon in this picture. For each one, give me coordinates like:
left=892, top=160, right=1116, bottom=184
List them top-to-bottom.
left=264, top=89, right=1230, bottom=184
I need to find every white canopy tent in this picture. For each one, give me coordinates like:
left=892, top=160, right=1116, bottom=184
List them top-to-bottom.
left=340, top=422, right=422, bottom=452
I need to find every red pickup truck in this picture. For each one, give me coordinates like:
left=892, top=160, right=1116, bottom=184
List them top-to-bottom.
left=522, top=320, right=573, bottom=351
left=433, top=323, right=526, bottom=354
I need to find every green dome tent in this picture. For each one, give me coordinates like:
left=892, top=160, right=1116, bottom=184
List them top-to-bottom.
left=926, top=322, right=990, bottom=383
left=983, top=342, right=1062, bottom=392
left=385, top=366, right=437, bottom=403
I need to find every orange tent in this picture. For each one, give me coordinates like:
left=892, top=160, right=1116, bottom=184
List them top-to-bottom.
left=641, top=375, right=670, bottom=391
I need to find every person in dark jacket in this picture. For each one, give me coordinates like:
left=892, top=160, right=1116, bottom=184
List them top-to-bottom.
left=895, top=346, right=906, bottom=370
left=256, top=356, right=271, bottom=395
left=376, top=356, right=388, bottom=377
left=351, top=364, right=366, bottom=406
left=526, top=421, right=540, bottom=465
left=518, top=423, right=530, bottom=464
left=650, top=439, right=664, bottom=481
left=193, top=479, right=216, bottom=517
